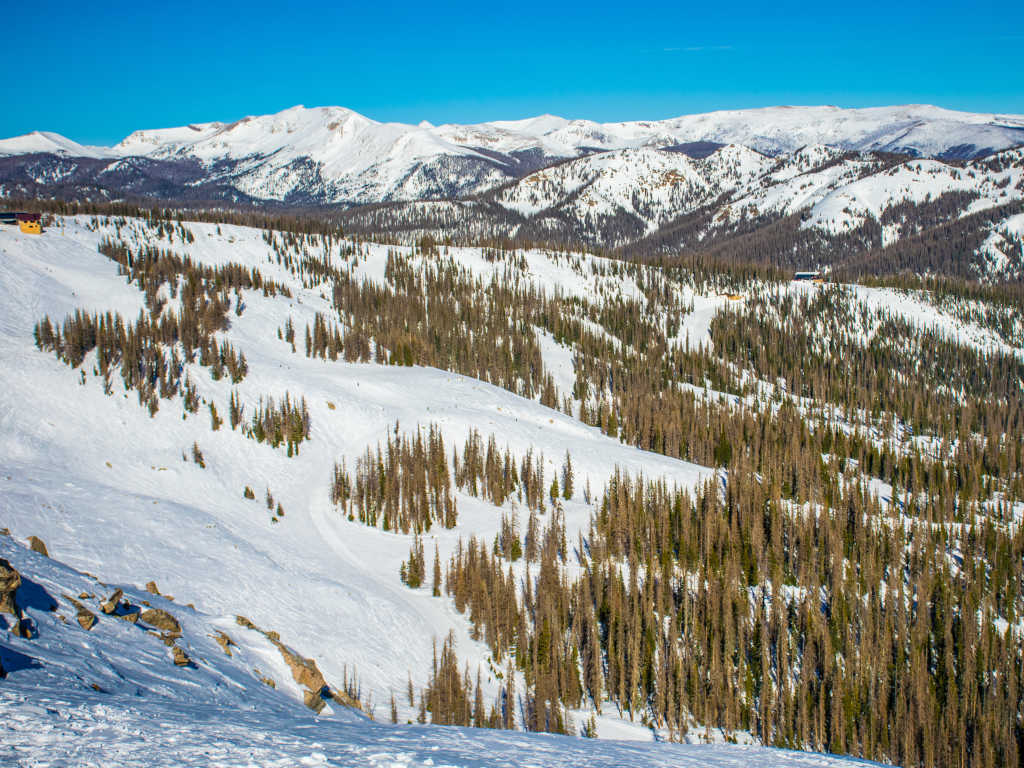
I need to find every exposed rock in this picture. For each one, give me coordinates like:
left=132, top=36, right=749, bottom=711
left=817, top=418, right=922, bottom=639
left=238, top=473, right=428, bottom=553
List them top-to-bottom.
left=0, top=528, right=9, bottom=536
left=27, top=536, right=48, bottom=557
left=0, top=558, right=21, bottom=615
left=145, top=581, right=160, bottom=595
left=100, top=589, right=123, bottom=614
left=78, top=592, right=92, bottom=600
left=76, top=607, right=97, bottom=630
left=140, top=608, right=181, bottom=635
left=119, top=611, right=140, bottom=624
left=235, top=615, right=256, bottom=630
left=212, top=630, right=234, bottom=656
left=265, top=630, right=280, bottom=642
left=274, top=642, right=326, bottom=694
left=172, top=646, right=191, bottom=666
left=323, top=687, right=360, bottom=710
left=303, top=688, right=326, bottom=713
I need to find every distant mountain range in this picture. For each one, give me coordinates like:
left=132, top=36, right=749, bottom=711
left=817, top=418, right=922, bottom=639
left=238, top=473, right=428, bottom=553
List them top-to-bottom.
left=1, top=104, right=1022, bottom=205
left=2, top=104, right=1022, bottom=280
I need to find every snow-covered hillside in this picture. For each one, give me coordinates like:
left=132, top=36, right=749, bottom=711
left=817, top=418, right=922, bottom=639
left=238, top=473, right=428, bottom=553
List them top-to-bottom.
left=494, top=144, right=771, bottom=239
left=3, top=212, right=1021, bottom=765
left=0, top=216, right=710, bottom=740
left=0, top=534, right=881, bottom=767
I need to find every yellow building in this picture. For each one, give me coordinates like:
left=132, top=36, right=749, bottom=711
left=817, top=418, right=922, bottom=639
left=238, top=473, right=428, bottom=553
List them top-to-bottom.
left=19, top=219, right=41, bottom=234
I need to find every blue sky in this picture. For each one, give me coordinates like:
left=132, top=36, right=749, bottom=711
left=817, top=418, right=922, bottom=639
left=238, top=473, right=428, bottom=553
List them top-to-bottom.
left=3, top=0, right=1022, bottom=145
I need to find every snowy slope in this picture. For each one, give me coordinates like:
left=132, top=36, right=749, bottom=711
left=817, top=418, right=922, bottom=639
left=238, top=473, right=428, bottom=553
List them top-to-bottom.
left=119, top=104, right=1022, bottom=163
left=0, top=131, right=116, bottom=160
left=495, top=145, right=772, bottom=236
left=2, top=213, right=1010, bottom=765
left=0, top=216, right=709, bottom=743
left=0, top=534, right=326, bottom=714
left=2, top=534, right=886, bottom=766
left=0, top=690, right=879, bottom=768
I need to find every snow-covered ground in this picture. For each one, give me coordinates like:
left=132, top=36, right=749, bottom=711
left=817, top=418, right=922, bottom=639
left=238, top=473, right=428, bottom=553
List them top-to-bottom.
left=3, top=103, right=1023, bottom=208
left=0, top=217, right=709, bottom=742
left=0, top=534, right=880, bottom=767
left=0, top=690, right=877, bottom=768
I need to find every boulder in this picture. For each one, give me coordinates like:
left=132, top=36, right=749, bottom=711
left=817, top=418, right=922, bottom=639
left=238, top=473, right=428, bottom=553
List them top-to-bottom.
left=27, top=536, right=48, bottom=557
left=0, top=558, right=21, bottom=615
left=145, top=581, right=160, bottom=595
left=100, top=589, right=123, bottom=615
left=76, top=607, right=97, bottom=631
left=140, top=608, right=181, bottom=635
left=119, top=611, right=140, bottom=624
left=10, top=617, right=33, bottom=638
left=172, top=646, right=191, bottom=666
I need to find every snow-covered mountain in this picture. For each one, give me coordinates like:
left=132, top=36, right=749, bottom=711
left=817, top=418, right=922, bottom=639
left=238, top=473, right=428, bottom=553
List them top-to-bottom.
left=2, top=104, right=1023, bottom=208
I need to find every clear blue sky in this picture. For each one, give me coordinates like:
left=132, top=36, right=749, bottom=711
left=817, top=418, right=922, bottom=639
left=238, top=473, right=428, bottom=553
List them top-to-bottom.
left=3, top=0, right=1022, bottom=145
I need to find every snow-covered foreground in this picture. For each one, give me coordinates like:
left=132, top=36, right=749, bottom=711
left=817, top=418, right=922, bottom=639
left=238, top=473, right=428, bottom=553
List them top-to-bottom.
left=0, top=526, right=879, bottom=768
left=0, top=690, right=880, bottom=768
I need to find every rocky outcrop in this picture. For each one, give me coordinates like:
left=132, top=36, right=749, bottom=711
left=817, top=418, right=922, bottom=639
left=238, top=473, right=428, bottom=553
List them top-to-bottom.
left=27, top=537, right=48, bottom=557
left=0, top=558, right=21, bottom=615
left=145, top=581, right=160, bottom=595
left=100, top=589, right=123, bottom=615
left=140, top=608, right=181, bottom=636
left=233, top=614, right=333, bottom=712
left=275, top=643, right=326, bottom=694
left=171, top=646, right=192, bottom=667
left=303, top=688, right=326, bottom=713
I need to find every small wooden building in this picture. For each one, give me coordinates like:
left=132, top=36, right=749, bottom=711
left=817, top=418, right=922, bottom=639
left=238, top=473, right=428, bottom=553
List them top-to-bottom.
left=0, top=212, right=42, bottom=234
left=17, top=213, right=41, bottom=234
